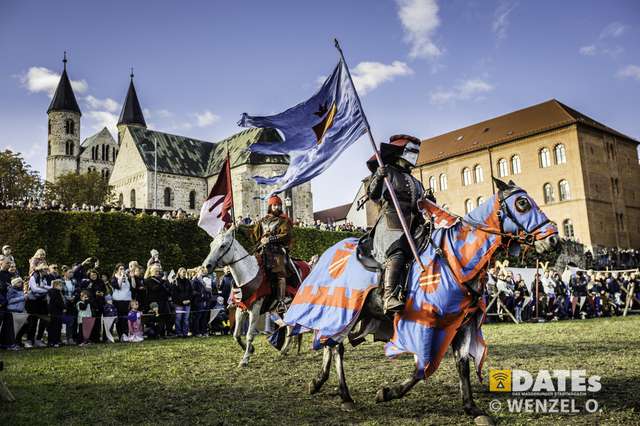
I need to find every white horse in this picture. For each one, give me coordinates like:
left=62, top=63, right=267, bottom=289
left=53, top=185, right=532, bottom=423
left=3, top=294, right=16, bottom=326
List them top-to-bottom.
left=202, top=227, right=308, bottom=367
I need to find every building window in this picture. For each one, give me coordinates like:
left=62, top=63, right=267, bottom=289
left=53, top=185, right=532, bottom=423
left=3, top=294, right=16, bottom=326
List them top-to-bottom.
left=65, top=119, right=74, bottom=135
left=48, top=120, right=51, bottom=135
left=48, top=140, right=51, bottom=156
left=65, top=140, right=74, bottom=156
left=554, top=144, right=567, bottom=164
left=105, top=146, right=110, bottom=162
left=112, top=147, right=116, bottom=161
left=539, top=148, right=551, bottom=168
left=511, top=155, right=521, bottom=174
left=498, top=158, right=508, bottom=177
left=474, top=165, right=484, bottom=183
left=462, top=168, right=472, bottom=186
left=102, top=169, right=109, bottom=180
left=439, top=173, right=448, bottom=191
left=428, top=176, right=436, bottom=192
left=559, top=179, right=570, bottom=201
left=543, top=183, right=554, bottom=203
left=164, top=187, right=172, bottom=207
left=130, top=189, right=136, bottom=208
left=189, top=190, right=196, bottom=209
left=118, top=193, right=123, bottom=206
left=477, top=196, right=485, bottom=206
left=464, top=199, right=473, bottom=214
left=442, top=203, right=449, bottom=211
left=563, top=219, right=574, bottom=238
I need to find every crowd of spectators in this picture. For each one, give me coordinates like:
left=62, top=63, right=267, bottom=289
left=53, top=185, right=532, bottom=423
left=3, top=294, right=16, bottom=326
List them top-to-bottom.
left=0, top=246, right=234, bottom=350
left=485, top=267, right=640, bottom=322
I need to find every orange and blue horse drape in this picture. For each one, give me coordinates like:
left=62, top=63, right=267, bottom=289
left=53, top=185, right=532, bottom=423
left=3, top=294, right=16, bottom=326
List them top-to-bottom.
left=284, top=238, right=378, bottom=349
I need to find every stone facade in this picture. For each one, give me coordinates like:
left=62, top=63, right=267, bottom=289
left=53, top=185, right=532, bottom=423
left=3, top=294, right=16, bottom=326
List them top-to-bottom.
left=414, top=124, right=640, bottom=249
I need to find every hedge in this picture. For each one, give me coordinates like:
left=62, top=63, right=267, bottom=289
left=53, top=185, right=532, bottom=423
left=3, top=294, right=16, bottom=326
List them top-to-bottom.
left=0, top=210, right=360, bottom=277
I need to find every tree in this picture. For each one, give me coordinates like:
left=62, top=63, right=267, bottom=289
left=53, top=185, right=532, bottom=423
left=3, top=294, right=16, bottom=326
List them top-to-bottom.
left=0, top=150, right=43, bottom=204
left=45, top=171, right=114, bottom=207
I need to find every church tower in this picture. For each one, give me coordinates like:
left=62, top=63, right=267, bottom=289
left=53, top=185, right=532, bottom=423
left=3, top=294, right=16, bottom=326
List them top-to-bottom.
left=46, top=52, right=81, bottom=183
left=117, top=70, right=146, bottom=144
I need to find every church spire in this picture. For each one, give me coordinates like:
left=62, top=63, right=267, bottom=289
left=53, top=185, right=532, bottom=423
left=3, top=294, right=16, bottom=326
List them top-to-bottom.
left=47, top=52, right=82, bottom=115
left=117, top=70, right=146, bottom=127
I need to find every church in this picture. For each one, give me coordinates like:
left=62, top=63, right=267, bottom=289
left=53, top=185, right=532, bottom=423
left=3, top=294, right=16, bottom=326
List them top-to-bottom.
left=45, top=57, right=314, bottom=223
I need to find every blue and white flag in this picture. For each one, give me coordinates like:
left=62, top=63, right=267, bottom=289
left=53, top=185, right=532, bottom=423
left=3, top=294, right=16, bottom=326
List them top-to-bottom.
left=238, top=60, right=367, bottom=194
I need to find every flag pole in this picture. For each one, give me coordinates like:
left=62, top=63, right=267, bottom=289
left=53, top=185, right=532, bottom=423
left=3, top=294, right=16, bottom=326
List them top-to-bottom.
left=334, top=38, right=425, bottom=272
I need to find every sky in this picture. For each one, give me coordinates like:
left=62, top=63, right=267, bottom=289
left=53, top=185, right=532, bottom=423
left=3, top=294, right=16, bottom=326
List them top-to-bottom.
left=1, top=0, right=639, bottom=211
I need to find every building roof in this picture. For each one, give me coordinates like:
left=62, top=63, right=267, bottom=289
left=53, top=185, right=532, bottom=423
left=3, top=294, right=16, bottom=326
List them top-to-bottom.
left=47, top=64, right=81, bottom=115
left=117, top=78, right=146, bottom=127
left=417, top=99, right=638, bottom=166
left=128, top=126, right=288, bottom=178
left=80, top=127, right=115, bottom=148
left=314, top=203, right=351, bottom=223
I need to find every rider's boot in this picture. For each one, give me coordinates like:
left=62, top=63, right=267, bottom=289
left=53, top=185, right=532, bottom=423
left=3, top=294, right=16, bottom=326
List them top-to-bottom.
left=383, top=255, right=406, bottom=314
left=276, top=277, right=288, bottom=314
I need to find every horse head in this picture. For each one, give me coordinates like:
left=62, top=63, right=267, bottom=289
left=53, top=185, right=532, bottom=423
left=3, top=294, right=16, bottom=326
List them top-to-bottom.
left=492, top=177, right=559, bottom=254
left=202, top=226, right=237, bottom=274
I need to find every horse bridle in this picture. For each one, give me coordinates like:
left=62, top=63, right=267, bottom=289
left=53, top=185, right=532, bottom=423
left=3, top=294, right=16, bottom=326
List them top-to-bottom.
left=208, top=230, right=260, bottom=269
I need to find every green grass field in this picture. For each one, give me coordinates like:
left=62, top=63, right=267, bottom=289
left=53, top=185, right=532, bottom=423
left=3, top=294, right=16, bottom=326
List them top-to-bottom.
left=1, top=316, right=639, bottom=425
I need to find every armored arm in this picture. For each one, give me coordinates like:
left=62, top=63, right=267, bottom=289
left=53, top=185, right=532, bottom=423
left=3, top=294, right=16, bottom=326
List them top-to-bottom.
left=367, top=165, right=387, bottom=202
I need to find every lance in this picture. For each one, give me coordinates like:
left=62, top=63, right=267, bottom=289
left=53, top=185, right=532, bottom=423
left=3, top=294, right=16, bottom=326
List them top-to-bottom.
left=334, top=38, right=425, bottom=272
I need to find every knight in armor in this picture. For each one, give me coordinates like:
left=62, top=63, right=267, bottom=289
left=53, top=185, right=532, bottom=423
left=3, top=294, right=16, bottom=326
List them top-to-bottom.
left=367, top=134, right=434, bottom=314
left=253, top=195, right=293, bottom=312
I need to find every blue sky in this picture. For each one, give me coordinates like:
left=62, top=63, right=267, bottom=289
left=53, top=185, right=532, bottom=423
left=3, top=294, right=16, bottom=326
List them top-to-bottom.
left=1, top=0, right=639, bottom=211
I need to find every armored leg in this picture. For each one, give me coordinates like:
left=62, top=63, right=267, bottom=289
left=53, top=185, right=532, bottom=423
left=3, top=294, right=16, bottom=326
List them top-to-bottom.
left=383, top=251, right=406, bottom=314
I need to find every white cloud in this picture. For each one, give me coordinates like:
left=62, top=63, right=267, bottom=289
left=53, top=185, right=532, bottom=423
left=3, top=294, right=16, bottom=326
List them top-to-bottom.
left=396, top=0, right=442, bottom=59
left=492, top=1, right=518, bottom=40
left=599, top=22, right=628, bottom=39
left=579, top=45, right=597, bottom=56
left=351, top=61, right=413, bottom=95
left=617, top=65, right=640, bottom=81
left=19, top=66, right=87, bottom=97
left=430, top=78, right=494, bottom=105
left=84, top=95, right=120, bottom=113
left=85, top=110, right=119, bottom=135
left=194, top=110, right=220, bottom=127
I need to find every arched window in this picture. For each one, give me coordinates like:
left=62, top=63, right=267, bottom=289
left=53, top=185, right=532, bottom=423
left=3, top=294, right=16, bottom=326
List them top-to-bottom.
left=65, top=119, right=74, bottom=135
left=65, top=140, right=74, bottom=156
left=554, top=144, right=566, bottom=164
left=91, top=146, right=95, bottom=160
left=105, top=146, right=110, bottom=162
left=112, top=147, right=116, bottom=161
left=539, top=148, right=551, bottom=168
left=511, top=155, right=521, bottom=174
left=497, top=158, right=508, bottom=177
left=474, top=165, right=484, bottom=183
left=462, top=168, right=472, bottom=186
left=103, top=169, right=109, bottom=180
left=439, top=173, right=448, bottom=191
left=428, top=176, right=436, bottom=191
left=559, top=180, right=570, bottom=201
left=543, top=183, right=554, bottom=204
left=164, top=187, right=172, bottom=207
left=130, top=189, right=136, bottom=208
left=189, top=190, right=196, bottom=209
left=118, top=193, right=124, bottom=206
left=477, top=196, right=485, bottom=206
left=464, top=199, right=473, bottom=214
left=563, top=219, right=574, bottom=238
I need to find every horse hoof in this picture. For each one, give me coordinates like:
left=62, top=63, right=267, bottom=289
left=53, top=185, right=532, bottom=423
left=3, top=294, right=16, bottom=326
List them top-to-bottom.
left=248, top=344, right=255, bottom=354
left=238, top=361, right=248, bottom=368
left=375, top=387, right=390, bottom=403
left=341, top=401, right=356, bottom=412
left=474, top=415, right=495, bottom=426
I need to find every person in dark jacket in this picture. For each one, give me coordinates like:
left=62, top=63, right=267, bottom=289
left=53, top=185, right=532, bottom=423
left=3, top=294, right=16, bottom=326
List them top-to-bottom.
left=26, top=263, right=50, bottom=348
left=144, top=265, right=172, bottom=337
left=190, top=267, right=207, bottom=337
left=219, top=267, right=233, bottom=308
left=171, top=268, right=193, bottom=337
left=80, top=269, right=108, bottom=342
left=47, top=279, right=65, bottom=347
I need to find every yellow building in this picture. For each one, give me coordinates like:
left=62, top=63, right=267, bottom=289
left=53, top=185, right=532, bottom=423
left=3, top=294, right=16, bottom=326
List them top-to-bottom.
left=414, top=99, right=640, bottom=249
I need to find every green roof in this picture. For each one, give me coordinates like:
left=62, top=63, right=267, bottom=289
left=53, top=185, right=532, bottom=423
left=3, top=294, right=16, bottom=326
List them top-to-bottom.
left=128, top=126, right=288, bottom=178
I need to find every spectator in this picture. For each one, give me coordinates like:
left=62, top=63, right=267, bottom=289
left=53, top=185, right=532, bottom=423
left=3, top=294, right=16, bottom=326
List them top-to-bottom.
left=2, top=245, right=16, bottom=270
left=29, top=248, right=47, bottom=275
left=145, top=249, right=161, bottom=278
left=128, top=262, right=146, bottom=311
left=25, top=263, right=50, bottom=348
left=111, top=263, right=132, bottom=339
left=61, top=265, right=78, bottom=345
left=145, top=265, right=171, bottom=337
left=190, top=266, right=208, bottom=337
left=172, top=267, right=192, bottom=338
left=219, top=267, right=233, bottom=308
left=80, top=269, right=108, bottom=342
left=6, top=277, right=26, bottom=350
left=47, top=279, right=65, bottom=348
left=76, top=290, right=92, bottom=346
left=123, top=299, right=143, bottom=342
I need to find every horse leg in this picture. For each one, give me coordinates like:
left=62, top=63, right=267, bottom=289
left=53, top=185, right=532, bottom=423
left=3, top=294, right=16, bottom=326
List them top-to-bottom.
left=239, top=299, right=262, bottom=367
left=233, top=307, right=247, bottom=351
left=279, top=325, right=294, bottom=356
left=296, top=334, right=303, bottom=354
left=333, top=343, right=355, bottom=411
left=308, top=345, right=332, bottom=395
left=375, top=364, right=421, bottom=403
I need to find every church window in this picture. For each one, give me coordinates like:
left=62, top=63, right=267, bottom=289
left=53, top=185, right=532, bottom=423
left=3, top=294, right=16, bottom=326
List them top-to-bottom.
left=65, top=119, right=75, bottom=135
left=65, top=140, right=75, bottom=156
left=554, top=144, right=567, bottom=164
left=101, top=145, right=105, bottom=161
left=105, top=146, right=110, bottom=161
left=112, top=147, right=116, bottom=161
left=539, top=148, right=551, bottom=168
left=511, top=155, right=521, bottom=174
left=498, top=158, right=508, bottom=177
left=474, top=165, right=484, bottom=183
left=462, top=168, right=471, bottom=186
left=103, top=169, right=109, bottom=180
left=439, top=173, right=447, bottom=191
left=428, top=176, right=436, bottom=192
left=559, top=180, right=570, bottom=201
left=543, top=183, right=554, bottom=204
left=164, top=187, right=172, bottom=207
left=130, top=189, right=136, bottom=208
left=189, top=190, right=196, bottom=209
left=118, top=193, right=124, bottom=206
left=477, top=196, right=485, bottom=206
left=464, top=199, right=473, bottom=214
left=563, top=219, right=574, bottom=238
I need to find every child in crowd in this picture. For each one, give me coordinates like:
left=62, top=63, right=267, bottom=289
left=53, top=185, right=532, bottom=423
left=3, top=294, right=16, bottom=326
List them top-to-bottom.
left=47, top=279, right=65, bottom=347
left=76, top=290, right=92, bottom=346
left=103, top=295, right=118, bottom=342
left=123, top=299, right=143, bottom=342
left=144, top=302, right=161, bottom=339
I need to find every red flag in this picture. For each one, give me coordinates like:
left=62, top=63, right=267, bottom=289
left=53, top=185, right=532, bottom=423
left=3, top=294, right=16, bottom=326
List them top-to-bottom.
left=198, top=156, right=234, bottom=237
left=418, top=198, right=459, bottom=229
